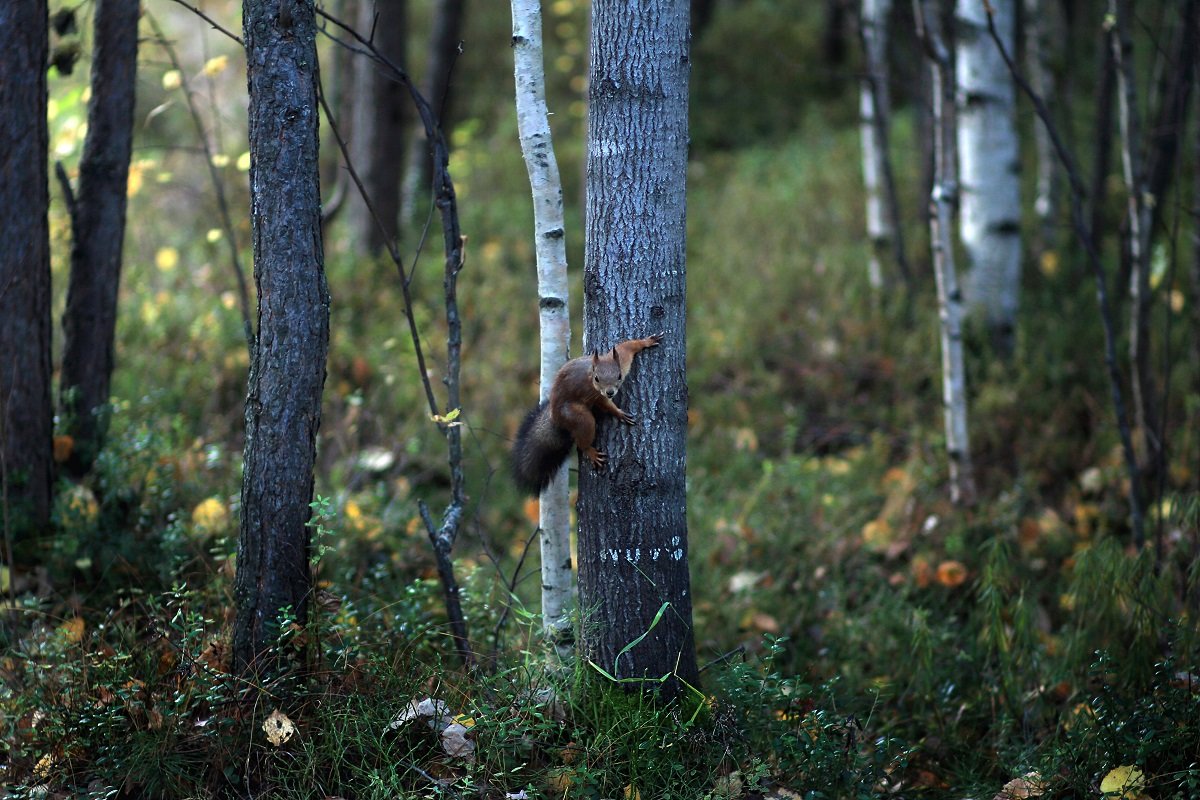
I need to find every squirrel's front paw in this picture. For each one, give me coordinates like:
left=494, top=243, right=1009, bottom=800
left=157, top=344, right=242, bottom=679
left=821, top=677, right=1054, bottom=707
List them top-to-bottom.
left=618, top=411, right=637, bottom=425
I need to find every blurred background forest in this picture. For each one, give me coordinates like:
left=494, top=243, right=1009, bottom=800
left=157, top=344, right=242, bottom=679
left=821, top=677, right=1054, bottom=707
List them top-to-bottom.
left=4, top=0, right=1200, bottom=797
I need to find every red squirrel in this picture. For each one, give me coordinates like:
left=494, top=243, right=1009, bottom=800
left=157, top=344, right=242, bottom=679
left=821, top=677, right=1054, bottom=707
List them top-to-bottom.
left=511, top=332, right=665, bottom=494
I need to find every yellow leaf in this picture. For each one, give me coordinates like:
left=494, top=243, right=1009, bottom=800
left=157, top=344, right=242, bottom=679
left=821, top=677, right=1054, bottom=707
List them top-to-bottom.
left=202, top=55, right=229, bottom=76
left=161, top=69, right=181, bottom=90
left=236, top=151, right=252, bottom=171
left=210, top=153, right=230, bottom=168
left=127, top=163, right=144, bottom=197
left=206, top=228, right=223, bottom=243
left=155, top=246, right=179, bottom=272
left=192, top=497, right=229, bottom=533
left=0, top=565, right=8, bottom=593
left=59, top=617, right=85, bottom=644
left=262, top=708, right=296, bottom=746
left=1100, top=766, right=1147, bottom=799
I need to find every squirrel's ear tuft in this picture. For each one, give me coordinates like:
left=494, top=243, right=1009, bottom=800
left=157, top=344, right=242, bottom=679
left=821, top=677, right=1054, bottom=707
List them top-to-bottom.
left=611, top=346, right=618, bottom=360
left=591, top=351, right=600, bottom=365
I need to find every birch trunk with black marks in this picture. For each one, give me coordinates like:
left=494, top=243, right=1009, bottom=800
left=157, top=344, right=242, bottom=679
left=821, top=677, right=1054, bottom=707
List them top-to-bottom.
left=0, top=0, right=53, bottom=540
left=60, top=0, right=139, bottom=479
left=233, top=0, right=330, bottom=683
left=511, top=0, right=574, bottom=650
left=578, top=0, right=699, bottom=698
left=859, top=0, right=895, bottom=289
left=916, top=0, right=977, bottom=506
left=956, top=0, right=1021, bottom=355
left=1110, top=0, right=1157, bottom=485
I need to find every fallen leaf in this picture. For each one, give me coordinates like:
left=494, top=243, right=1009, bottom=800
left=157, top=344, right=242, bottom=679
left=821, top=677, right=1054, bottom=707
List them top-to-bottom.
left=935, top=560, right=968, bottom=588
left=388, top=697, right=452, bottom=731
left=263, top=708, right=296, bottom=746
left=441, top=721, right=475, bottom=763
left=1099, top=765, right=1147, bottom=799
left=994, top=772, right=1047, bottom=799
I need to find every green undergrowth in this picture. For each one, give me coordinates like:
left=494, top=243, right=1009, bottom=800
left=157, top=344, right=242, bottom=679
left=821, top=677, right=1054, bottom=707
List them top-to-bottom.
left=7, top=5, right=1200, bottom=793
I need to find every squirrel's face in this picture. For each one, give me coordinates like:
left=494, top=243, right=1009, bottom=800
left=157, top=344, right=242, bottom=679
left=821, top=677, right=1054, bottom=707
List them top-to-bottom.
left=591, top=364, right=623, bottom=398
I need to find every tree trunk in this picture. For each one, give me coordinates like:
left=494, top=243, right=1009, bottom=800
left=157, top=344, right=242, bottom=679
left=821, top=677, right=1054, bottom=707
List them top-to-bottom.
left=0, top=0, right=53, bottom=540
left=59, top=0, right=139, bottom=479
left=234, top=0, right=330, bottom=683
left=346, top=0, right=408, bottom=254
left=401, top=0, right=465, bottom=223
left=511, top=0, right=574, bottom=651
left=578, top=0, right=699, bottom=699
left=858, top=0, right=910, bottom=291
left=916, top=0, right=977, bottom=507
left=956, top=0, right=1022, bottom=355
left=1023, top=0, right=1061, bottom=255
left=1110, top=0, right=1157, bottom=502
left=1088, top=25, right=1116, bottom=260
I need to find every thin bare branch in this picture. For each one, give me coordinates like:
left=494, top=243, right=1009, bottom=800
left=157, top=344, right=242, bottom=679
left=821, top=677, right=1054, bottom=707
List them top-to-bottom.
left=980, top=3, right=1145, bottom=546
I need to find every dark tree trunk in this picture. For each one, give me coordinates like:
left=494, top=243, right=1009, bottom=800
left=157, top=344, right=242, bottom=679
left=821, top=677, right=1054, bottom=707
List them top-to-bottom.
left=0, top=0, right=53, bottom=540
left=59, top=0, right=139, bottom=479
left=234, top=0, right=330, bottom=684
left=346, top=0, right=408, bottom=254
left=401, top=0, right=465, bottom=222
left=578, top=0, right=699, bottom=700
left=691, top=0, right=717, bottom=38
left=1145, top=0, right=1198, bottom=241
left=1088, top=22, right=1116, bottom=260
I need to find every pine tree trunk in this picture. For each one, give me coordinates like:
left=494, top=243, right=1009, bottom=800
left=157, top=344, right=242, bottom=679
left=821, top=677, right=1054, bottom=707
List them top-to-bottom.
left=0, top=0, right=53, bottom=539
left=60, top=0, right=139, bottom=479
left=234, top=0, right=330, bottom=682
left=346, top=0, right=407, bottom=254
left=512, top=0, right=574, bottom=650
left=578, top=0, right=699, bottom=698
left=917, top=0, right=977, bottom=506
left=956, top=0, right=1021, bottom=354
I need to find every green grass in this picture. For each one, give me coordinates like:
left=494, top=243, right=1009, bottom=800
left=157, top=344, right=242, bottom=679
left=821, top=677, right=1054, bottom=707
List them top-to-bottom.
left=5, top=2, right=1199, bottom=796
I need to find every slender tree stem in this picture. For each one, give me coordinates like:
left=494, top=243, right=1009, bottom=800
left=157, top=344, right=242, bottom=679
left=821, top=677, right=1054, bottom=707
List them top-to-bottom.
left=980, top=1, right=1145, bottom=546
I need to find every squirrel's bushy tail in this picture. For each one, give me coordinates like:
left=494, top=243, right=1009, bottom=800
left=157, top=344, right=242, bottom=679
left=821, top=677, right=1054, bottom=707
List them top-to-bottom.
left=511, top=401, right=573, bottom=495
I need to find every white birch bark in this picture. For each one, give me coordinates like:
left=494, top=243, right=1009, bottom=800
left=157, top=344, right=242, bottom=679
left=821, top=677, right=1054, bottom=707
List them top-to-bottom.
left=511, top=0, right=573, bottom=646
left=859, top=0, right=892, bottom=289
left=917, top=0, right=977, bottom=506
left=955, top=0, right=1021, bottom=351
left=1111, top=0, right=1155, bottom=472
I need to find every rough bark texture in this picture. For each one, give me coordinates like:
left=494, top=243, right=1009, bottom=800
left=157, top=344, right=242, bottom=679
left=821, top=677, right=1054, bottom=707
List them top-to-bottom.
left=0, top=0, right=53, bottom=538
left=60, top=0, right=139, bottom=478
left=234, top=0, right=330, bottom=682
left=346, top=0, right=408, bottom=253
left=511, top=0, right=574, bottom=647
left=578, top=0, right=699, bottom=698
left=917, top=0, right=977, bottom=507
left=956, top=0, right=1021, bottom=354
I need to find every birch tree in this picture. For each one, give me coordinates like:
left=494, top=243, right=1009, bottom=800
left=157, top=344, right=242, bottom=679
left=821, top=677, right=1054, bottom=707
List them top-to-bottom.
left=0, top=0, right=53, bottom=538
left=511, top=0, right=573, bottom=649
left=578, top=0, right=699, bottom=698
left=858, top=0, right=909, bottom=290
left=916, top=0, right=977, bottom=506
left=955, top=0, right=1021, bottom=354
left=1023, top=0, right=1060, bottom=253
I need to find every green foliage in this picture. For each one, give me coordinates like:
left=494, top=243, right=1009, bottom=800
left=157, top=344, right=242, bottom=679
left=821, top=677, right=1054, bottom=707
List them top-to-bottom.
left=5, top=2, right=1198, bottom=797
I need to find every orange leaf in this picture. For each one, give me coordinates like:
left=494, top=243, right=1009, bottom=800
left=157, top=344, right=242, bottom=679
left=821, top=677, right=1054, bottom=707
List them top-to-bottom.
left=52, top=435, right=74, bottom=463
left=935, top=560, right=968, bottom=588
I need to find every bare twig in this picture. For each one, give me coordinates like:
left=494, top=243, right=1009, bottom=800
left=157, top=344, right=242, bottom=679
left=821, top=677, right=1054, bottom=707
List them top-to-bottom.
left=166, top=0, right=243, bottom=45
left=980, top=1, right=1145, bottom=546
left=316, top=8, right=471, bottom=667
left=144, top=11, right=255, bottom=353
